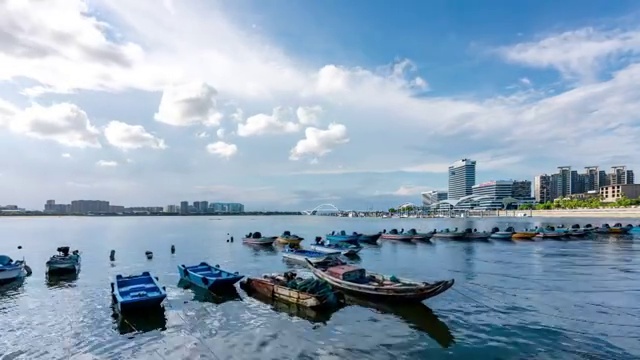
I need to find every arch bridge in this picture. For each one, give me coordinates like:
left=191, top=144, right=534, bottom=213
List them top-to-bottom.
left=302, top=203, right=341, bottom=215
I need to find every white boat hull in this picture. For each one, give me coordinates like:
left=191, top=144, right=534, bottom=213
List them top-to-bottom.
left=310, top=245, right=361, bottom=256
left=282, top=253, right=337, bottom=264
left=0, top=266, right=24, bottom=284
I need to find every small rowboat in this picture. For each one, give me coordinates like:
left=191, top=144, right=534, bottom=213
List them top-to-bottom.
left=380, top=229, right=413, bottom=242
left=243, top=231, right=277, bottom=245
left=276, top=231, right=304, bottom=245
left=46, top=246, right=81, bottom=275
left=281, top=247, right=339, bottom=265
left=306, top=260, right=455, bottom=303
left=178, top=262, right=244, bottom=291
left=240, top=271, right=343, bottom=309
left=111, top=272, right=166, bottom=313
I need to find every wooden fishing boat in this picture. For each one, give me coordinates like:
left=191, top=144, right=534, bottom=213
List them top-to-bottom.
left=380, top=228, right=413, bottom=241
left=432, top=228, right=466, bottom=240
left=243, top=231, right=277, bottom=245
left=276, top=231, right=304, bottom=245
left=357, top=233, right=382, bottom=244
left=281, top=247, right=340, bottom=265
left=0, top=255, right=26, bottom=285
left=306, top=260, right=455, bottom=303
left=178, top=262, right=244, bottom=291
left=240, top=271, right=343, bottom=309
left=111, top=272, right=166, bottom=313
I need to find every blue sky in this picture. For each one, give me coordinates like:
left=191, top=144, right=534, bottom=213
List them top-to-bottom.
left=1, top=0, right=640, bottom=211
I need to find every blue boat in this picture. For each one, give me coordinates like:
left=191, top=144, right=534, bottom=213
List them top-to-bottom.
left=326, top=230, right=360, bottom=244
left=0, top=255, right=26, bottom=285
left=178, top=262, right=244, bottom=291
left=111, top=272, right=166, bottom=313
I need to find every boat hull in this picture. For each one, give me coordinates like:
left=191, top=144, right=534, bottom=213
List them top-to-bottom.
left=489, top=232, right=513, bottom=240
left=512, top=232, right=536, bottom=240
left=536, top=232, right=566, bottom=239
left=433, top=233, right=466, bottom=240
left=465, top=233, right=490, bottom=240
left=357, top=234, right=381, bottom=244
left=380, top=234, right=413, bottom=241
left=326, top=235, right=359, bottom=243
left=242, top=237, right=276, bottom=245
left=276, top=237, right=303, bottom=245
left=310, top=244, right=361, bottom=256
left=282, top=252, right=338, bottom=264
left=46, top=262, right=80, bottom=275
left=178, top=262, right=243, bottom=291
left=0, top=265, right=24, bottom=285
left=308, top=266, right=454, bottom=303
left=111, top=272, right=166, bottom=314
left=240, top=277, right=325, bottom=308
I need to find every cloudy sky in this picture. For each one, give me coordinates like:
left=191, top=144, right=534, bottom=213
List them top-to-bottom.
left=1, top=0, right=640, bottom=211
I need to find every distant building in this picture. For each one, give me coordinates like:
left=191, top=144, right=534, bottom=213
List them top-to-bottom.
left=448, top=159, right=476, bottom=200
left=556, top=166, right=572, bottom=198
left=584, top=166, right=600, bottom=191
left=626, top=170, right=635, bottom=184
left=534, top=175, right=553, bottom=203
left=512, top=180, right=532, bottom=199
left=600, top=184, right=640, bottom=202
left=421, top=191, right=448, bottom=206
left=44, top=200, right=70, bottom=214
left=70, top=200, right=109, bottom=214
left=180, top=201, right=189, bottom=214
left=200, top=201, right=209, bottom=213
left=226, top=203, right=244, bottom=213
left=109, top=205, right=125, bottom=213
left=166, top=205, right=179, bottom=213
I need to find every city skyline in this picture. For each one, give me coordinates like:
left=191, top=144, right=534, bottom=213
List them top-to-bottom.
left=2, top=1, right=640, bottom=211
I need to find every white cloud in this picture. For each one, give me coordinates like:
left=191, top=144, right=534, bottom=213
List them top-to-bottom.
left=0, top=0, right=171, bottom=96
left=499, top=27, right=640, bottom=82
left=519, top=77, right=532, bottom=86
left=154, top=82, right=223, bottom=127
left=8, top=102, right=101, bottom=148
left=296, top=106, right=323, bottom=125
left=237, top=107, right=300, bottom=137
left=104, top=120, right=166, bottom=150
left=290, top=123, right=349, bottom=160
left=216, top=128, right=226, bottom=139
left=206, top=141, right=237, bottom=158
left=61, top=153, right=72, bottom=158
left=96, top=160, right=118, bottom=167
left=391, top=185, right=434, bottom=196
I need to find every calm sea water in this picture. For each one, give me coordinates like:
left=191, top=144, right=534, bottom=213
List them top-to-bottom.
left=1, top=216, right=639, bottom=360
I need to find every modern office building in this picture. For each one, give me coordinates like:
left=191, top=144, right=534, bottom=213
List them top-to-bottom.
left=448, top=159, right=476, bottom=200
left=556, top=166, right=572, bottom=198
left=584, top=166, right=600, bottom=191
left=627, top=170, right=635, bottom=184
left=534, top=174, right=553, bottom=203
left=512, top=180, right=532, bottom=199
left=421, top=191, right=448, bottom=206
left=180, top=201, right=189, bottom=214
left=199, top=201, right=209, bottom=213
left=166, top=205, right=179, bottom=213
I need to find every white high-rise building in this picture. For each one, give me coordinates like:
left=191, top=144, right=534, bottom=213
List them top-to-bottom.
left=448, top=159, right=476, bottom=200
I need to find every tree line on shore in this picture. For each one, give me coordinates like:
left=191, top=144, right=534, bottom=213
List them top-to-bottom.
left=518, top=196, right=640, bottom=210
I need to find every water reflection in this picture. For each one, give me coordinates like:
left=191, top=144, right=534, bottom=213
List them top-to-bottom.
left=243, top=243, right=277, bottom=255
left=46, top=273, right=78, bottom=288
left=0, top=277, right=25, bottom=297
left=177, top=279, right=242, bottom=304
left=243, top=287, right=343, bottom=324
left=345, top=295, right=454, bottom=348
left=111, top=305, right=167, bottom=335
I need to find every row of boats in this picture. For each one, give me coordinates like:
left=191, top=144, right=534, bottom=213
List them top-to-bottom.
left=0, top=246, right=81, bottom=285
left=111, top=256, right=455, bottom=316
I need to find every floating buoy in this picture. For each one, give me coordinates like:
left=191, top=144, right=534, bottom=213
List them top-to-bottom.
left=230, top=236, right=234, bottom=243
left=226, top=239, right=229, bottom=243
left=17, top=245, right=22, bottom=249
left=170, top=245, right=175, bottom=254
left=109, top=250, right=116, bottom=261
left=145, top=251, right=153, bottom=260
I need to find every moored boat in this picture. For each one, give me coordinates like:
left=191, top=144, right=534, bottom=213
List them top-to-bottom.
left=609, top=223, right=633, bottom=234
left=567, top=224, right=587, bottom=238
left=489, top=226, right=514, bottom=240
left=536, top=226, right=566, bottom=239
left=380, top=228, right=413, bottom=242
left=405, top=228, right=434, bottom=241
left=432, top=228, right=466, bottom=240
left=463, top=228, right=490, bottom=240
left=511, top=228, right=537, bottom=240
left=326, top=230, right=360, bottom=243
left=243, top=231, right=277, bottom=245
left=276, top=231, right=304, bottom=245
left=357, top=233, right=382, bottom=244
left=310, top=238, right=362, bottom=256
left=46, top=246, right=81, bottom=275
left=281, top=247, right=340, bottom=265
left=0, top=255, right=26, bottom=285
left=306, top=259, right=454, bottom=303
left=178, top=262, right=244, bottom=291
left=240, top=271, right=343, bottom=309
left=111, top=272, right=166, bottom=313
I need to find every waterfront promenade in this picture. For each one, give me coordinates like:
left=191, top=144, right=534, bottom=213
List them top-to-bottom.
left=524, top=208, right=640, bottom=218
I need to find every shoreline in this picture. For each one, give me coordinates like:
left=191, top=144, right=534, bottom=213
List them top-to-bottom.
left=520, top=208, right=640, bottom=218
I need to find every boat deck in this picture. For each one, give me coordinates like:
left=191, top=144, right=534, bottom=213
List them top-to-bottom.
left=188, top=265, right=234, bottom=278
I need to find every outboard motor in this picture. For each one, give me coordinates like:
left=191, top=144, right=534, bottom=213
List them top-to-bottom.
left=491, top=227, right=499, bottom=233
left=315, top=236, right=322, bottom=245
left=109, top=250, right=116, bottom=261
left=145, top=251, right=153, bottom=260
